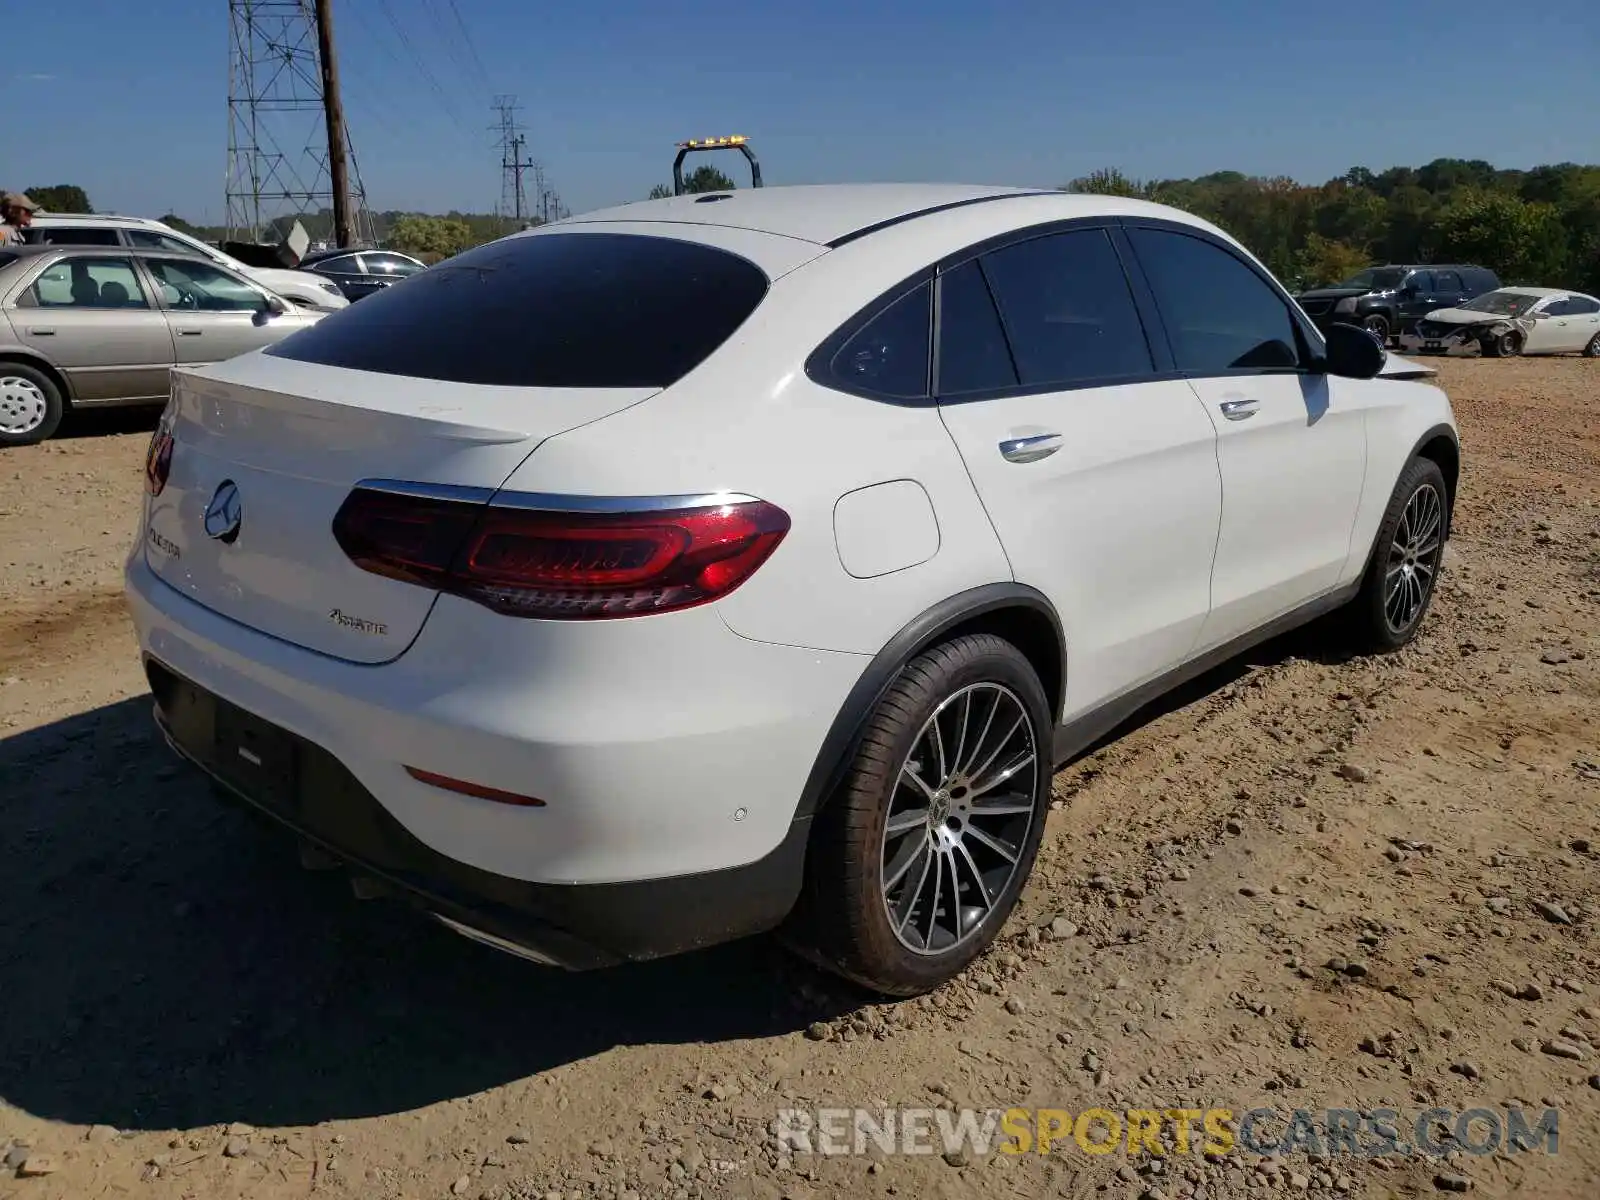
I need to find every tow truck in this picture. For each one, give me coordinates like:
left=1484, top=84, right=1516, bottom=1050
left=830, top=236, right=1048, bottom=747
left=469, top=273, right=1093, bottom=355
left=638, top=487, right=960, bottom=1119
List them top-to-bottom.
left=672, top=135, right=763, bottom=195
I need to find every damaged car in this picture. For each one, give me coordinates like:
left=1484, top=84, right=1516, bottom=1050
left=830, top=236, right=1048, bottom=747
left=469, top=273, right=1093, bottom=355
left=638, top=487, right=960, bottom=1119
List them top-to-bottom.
left=1398, top=287, right=1600, bottom=358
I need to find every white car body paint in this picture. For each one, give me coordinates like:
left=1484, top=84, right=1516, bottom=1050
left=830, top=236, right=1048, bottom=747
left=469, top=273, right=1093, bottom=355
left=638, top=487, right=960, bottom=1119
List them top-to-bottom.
left=124, top=184, right=1459, bottom=966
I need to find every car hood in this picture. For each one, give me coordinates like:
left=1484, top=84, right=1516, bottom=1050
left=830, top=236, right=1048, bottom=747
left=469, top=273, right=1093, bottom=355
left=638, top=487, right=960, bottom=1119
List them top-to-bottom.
left=241, top=265, right=350, bottom=308
left=1296, top=286, right=1368, bottom=301
left=1418, top=306, right=1503, bottom=326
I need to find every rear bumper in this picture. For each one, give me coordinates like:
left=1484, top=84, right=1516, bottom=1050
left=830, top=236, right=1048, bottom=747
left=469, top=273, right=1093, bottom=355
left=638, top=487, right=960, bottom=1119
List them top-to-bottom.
left=123, top=549, right=870, bottom=963
left=148, top=661, right=810, bottom=969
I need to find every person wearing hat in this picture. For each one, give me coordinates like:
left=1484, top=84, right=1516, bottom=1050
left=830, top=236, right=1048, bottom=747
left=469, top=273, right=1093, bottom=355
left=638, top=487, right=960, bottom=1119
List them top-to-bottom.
left=0, top=191, right=39, bottom=245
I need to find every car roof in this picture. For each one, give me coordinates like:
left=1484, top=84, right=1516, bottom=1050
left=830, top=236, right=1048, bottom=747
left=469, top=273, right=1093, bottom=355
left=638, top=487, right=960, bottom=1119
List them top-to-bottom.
left=562, top=183, right=1069, bottom=247
left=28, top=212, right=170, bottom=227
left=2, top=243, right=221, bottom=263
left=298, top=247, right=403, bottom=263
left=1487, top=285, right=1567, bottom=297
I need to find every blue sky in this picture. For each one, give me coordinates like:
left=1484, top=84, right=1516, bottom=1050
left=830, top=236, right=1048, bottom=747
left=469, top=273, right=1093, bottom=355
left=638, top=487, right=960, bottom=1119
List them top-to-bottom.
left=12, top=0, right=1597, bottom=224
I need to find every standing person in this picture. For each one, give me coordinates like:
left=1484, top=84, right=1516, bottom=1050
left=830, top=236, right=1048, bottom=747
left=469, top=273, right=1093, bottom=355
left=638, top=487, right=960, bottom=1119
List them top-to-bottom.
left=0, top=191, right=39, bottom=244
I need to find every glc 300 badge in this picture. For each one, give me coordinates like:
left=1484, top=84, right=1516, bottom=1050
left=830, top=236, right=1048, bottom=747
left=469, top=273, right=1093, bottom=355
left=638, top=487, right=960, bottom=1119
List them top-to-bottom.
left=329, top=608, right=388, bottom=636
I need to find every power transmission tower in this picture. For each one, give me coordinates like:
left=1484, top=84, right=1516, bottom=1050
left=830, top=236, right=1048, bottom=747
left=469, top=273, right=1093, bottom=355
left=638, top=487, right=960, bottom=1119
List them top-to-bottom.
left=227, top=0, right=374, bottom=248
left=491, top=95, right=542, bottom=231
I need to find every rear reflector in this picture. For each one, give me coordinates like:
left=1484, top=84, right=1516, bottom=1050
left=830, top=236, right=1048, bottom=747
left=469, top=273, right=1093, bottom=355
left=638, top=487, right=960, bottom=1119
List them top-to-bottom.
left=333, top=486, right=789, bottom=620
left=405, top=765, right=547, bottom=807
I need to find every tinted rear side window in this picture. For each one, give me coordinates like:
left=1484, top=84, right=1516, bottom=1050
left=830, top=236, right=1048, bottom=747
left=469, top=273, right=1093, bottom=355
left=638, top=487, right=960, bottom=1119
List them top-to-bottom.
left=979, top=228, right=1154, bottom=387
left=268, top=232, right=769, bottom=388
left=829, top=282, right=932, bottom=400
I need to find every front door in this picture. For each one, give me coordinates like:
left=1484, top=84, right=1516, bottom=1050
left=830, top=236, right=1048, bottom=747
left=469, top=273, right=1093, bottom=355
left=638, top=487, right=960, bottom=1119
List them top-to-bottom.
left=1122, top=225, right=1368, bottom=652
left=931, top=227, right=1223, bottom=722
left=6, top=254, right=174, bottom=401
left=145, top=257, right=293, bottom=364
left=1397, top=269, right=1438, bottom=331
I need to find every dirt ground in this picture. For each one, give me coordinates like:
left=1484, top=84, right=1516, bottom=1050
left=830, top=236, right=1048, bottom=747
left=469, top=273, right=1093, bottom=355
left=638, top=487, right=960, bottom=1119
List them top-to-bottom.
left=2, top=358, right=1598, bottom=1200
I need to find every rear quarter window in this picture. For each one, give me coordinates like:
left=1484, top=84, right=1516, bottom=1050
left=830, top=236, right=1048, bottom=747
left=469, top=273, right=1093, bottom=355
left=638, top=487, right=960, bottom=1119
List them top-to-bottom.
left=268, top=232, right=770, bottom=388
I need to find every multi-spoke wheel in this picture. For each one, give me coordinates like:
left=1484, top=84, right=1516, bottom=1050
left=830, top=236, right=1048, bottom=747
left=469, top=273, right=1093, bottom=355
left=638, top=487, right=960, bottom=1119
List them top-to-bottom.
left=0, top=363, right=64, bottom=447
left=1342, top=456, right=1450, bottom=652
left=1383, top=481, right=1443, bottom=635
left=784, top=633, right=1051, bottom=995
left=882, top=682, right=1037, bottom=956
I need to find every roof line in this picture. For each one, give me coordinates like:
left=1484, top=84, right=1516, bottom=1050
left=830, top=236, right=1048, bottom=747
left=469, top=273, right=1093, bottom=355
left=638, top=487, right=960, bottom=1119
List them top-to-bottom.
left=824, top=190, right=1060, bottom=249
left=553, top=215, right=826, bottom=248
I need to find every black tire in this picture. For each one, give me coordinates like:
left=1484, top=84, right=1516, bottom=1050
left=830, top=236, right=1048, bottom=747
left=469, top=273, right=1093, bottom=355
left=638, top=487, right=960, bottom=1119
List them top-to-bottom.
left=1361, top=313, right=1391, bottom=345
left=1483, top=328, right=1522, bottom=358
left=1584, top=332, right=1600, bottom=358
left=0, top=361, right=65, bottom=447
left=1342, top=456, right=1449, bottom=654
left=784, top=633, right=1051, bottom=996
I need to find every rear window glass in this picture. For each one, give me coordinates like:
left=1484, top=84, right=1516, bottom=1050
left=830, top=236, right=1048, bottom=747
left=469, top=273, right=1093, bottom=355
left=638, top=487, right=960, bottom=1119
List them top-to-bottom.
left=268, top=232, right=769, bottom=388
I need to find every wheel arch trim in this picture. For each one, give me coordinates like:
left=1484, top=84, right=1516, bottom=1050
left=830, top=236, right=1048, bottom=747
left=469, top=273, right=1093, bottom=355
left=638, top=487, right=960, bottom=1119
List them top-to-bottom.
left=0, top=350, right=74, bottom=403
left=1354, top=422, right=1460, bottom=585
left=791, top=582, right=1067, bottom=820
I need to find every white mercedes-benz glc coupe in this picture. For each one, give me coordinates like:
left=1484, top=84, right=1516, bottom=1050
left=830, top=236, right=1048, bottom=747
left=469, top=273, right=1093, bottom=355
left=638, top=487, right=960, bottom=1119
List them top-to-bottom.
left=125, top=184, right=1459, bottom=995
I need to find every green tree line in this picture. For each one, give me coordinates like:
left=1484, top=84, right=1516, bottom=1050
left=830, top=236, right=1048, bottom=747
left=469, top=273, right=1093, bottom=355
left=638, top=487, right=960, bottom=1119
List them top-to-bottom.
left=31, top=157, right=1600, bottom=293
left=1066, top=159, right=1600, bottom=294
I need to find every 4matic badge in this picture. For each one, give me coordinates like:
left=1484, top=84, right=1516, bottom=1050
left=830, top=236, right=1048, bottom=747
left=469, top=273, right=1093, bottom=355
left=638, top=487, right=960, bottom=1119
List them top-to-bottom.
left=329, top=608, right=388, bottom=636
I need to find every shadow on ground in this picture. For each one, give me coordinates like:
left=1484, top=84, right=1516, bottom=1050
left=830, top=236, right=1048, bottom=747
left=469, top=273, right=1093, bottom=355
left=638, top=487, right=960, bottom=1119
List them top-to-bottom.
left=56, top=405, right=162, bottom=441
left=0, top=615, right=1364, bottom=1132
left=0, top=696, right=844, bottom=1133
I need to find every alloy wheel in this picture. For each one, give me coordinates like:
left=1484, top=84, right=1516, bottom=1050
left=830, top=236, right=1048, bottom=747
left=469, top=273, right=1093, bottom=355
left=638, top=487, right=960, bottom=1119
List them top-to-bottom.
left=0, top=375, right=48, bottom=436
left=1384, top=482, right=1444, bottom=634
left=880, top=682, right=1038, bottom=955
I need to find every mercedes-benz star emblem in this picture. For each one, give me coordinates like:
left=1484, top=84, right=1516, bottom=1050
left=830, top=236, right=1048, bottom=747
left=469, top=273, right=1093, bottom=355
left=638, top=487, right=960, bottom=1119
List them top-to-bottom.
left=203, top=480, right=243, bottom=544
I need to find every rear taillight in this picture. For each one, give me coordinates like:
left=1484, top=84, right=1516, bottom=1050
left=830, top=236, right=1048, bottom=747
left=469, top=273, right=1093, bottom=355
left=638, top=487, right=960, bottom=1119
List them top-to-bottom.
left=331, top=486, right=790, bottom=620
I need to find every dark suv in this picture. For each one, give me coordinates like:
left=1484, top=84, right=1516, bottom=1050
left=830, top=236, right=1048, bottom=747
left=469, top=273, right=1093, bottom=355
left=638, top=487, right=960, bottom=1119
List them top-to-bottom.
left=1295, top=264, right=1500, bottom=344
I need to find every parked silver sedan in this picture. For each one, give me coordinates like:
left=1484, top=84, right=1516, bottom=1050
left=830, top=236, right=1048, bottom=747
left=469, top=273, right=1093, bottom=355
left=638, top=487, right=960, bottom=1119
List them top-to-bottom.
left=0, top=244, right=325, bottom=445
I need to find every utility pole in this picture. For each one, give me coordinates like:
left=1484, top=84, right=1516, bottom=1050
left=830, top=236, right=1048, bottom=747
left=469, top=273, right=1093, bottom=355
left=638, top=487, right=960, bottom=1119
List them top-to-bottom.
left=226, top=0, right=373, bottom=247
left=313, top=0, right=353, bottom=247
left=491, top=95, right=547, bottom=232
left=506, top=133, right=536, bottom=225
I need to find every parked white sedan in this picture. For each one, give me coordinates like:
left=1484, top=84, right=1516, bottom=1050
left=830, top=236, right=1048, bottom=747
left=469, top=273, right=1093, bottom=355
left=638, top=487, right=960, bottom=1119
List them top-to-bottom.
left=125, top=184, right=1460, bottom=995
left=1399, top=287, right=1600, bottom=358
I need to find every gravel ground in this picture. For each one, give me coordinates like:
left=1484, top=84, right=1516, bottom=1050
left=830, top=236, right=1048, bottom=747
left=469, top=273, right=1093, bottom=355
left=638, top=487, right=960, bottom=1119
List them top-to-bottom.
left=2, top=357, right=1598, bottom=1200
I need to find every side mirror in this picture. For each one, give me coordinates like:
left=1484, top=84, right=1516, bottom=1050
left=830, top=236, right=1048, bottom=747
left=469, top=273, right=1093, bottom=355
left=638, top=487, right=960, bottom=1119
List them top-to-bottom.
left=1398, top=285, right=1418, bottom=298
left=264, top=294, right=289, bottom=316
left=1321, top=321, right=1386, bottom=379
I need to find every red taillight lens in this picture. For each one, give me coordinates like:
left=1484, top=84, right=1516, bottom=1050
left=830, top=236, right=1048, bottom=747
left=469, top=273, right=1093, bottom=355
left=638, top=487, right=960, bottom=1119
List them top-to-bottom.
left=144, top=428, right=174, bottom=496
left=331, top=488, right=790, bottom=620
left=331, top=488, right=483, bottom=587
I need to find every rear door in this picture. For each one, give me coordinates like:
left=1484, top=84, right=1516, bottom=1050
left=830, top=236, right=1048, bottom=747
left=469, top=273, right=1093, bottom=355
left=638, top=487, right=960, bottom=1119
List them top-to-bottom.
left=1123, top=223, right=1367, bottom=651
left=933, top=225, right=1222, bottom=721
left=306, top=252, right=372, bottom=299
left=360, top=252, right=424, bottom=296
left=5, top=253, right=174, bottom=401
left=145, top=257, right=298, bottom=363
left=1431, top=269, right=1468, bottom=311
left=1397, top=270, right=1437, bottom=329
left=1564, top=295, right=1600, bottom=351
left=1525, top=296, right=1598, bottom=354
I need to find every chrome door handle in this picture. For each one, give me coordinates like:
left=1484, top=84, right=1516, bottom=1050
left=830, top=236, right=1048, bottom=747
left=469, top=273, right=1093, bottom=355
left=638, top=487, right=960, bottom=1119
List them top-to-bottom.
left=1219, top=398, right=1259, bottom=421
left=999, top=433, right=1062, bottom=463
